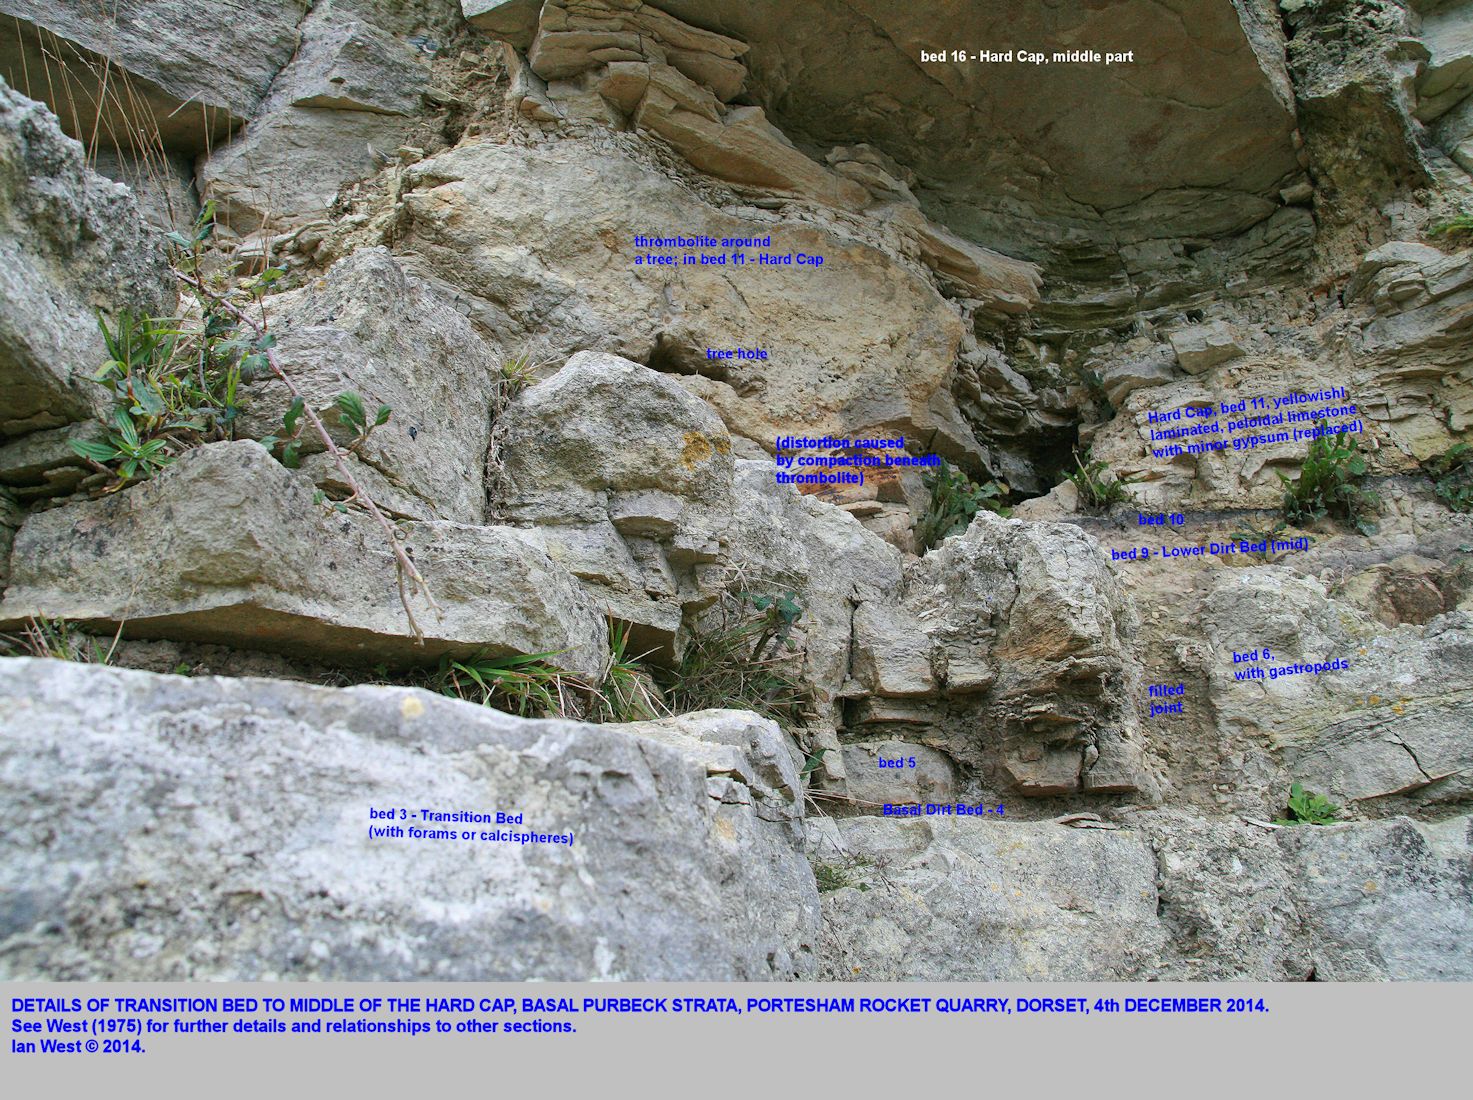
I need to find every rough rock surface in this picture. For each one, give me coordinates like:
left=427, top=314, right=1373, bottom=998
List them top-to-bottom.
left=0, top=0, right=310, bottom=152
left=1, top=0, right=1471, bottom=983
left=0, top=81, right=173, bottom=438
left=398, top=137, right=980, bottom=452
left=242, top=247, right=501, bottom=525
left=491, top=351, right=733, bottom=655
left=0, top=442, right=608, bottom=675
left=0, top=659, right=818, bottom=980
left=814, top=816, right=1166, bottom=981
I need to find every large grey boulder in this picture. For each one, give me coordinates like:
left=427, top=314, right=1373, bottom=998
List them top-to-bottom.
left=0, top=81, right=173, bottom=438
left=240, top=248, right=500, bottom=526
left=0, top=441, right=608, bottom=676
left=0, top=659, right=818, bottom=979
left=1279, top=815, right=1473, bottom=980
left=815, top=816, right=1165, bottom=980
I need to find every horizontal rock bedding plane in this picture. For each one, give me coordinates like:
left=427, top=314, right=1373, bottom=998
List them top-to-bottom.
left=1, top=0, right=1471, bottom=985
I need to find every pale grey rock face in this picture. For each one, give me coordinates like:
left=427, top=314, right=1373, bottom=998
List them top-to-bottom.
left=0, top=0, right=309, bottom=152
left=268, top=17, right=430, bottom=116
left=0, top=81, right=173, bottom=439
left=197, top=106, right=417, bottom=233
left=240, top=247, right=501, bottom=526
left=492, top=351, right=734, bottom=656
left=0, top=441, right=608, bottom=676
left=1195, top=569, right=1473, bottom=810
left=0, top=659, right=818, bottom=980
left=839, top=742, right=956, bottom=810
left=1136, top=810, right=1312, bottom=980
left=1279, top=815, right=1473, bottom=980
left=815, top=816, right=1166, bottom=981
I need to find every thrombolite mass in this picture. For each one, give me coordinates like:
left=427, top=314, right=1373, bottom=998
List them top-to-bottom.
left=1, top=0, right=1471, bottom=981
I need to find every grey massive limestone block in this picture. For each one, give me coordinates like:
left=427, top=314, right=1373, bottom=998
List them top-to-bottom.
left=0, top=0, right=308, bottom=153
left=0, top=81, right=173, bottom=438
left=196, top=107, right=417, bottom=233
left=240, top=247, right=500, bottom=526
left=0, top=441, right=608, bottom=676
left=1197, top=570, right=1473, bottom=809
left=0, top=659, right=818, bottom=980
left=1279, top=815, right=1473, bottom=980
left=815, top=816, right=1166, bottom=981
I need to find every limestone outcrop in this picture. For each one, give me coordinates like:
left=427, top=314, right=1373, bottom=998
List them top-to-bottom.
left=0, top=81, right=173, bottom=438
left=0, top=442, right=609, bottom=675
left=0, top=659, right=817, bottom=980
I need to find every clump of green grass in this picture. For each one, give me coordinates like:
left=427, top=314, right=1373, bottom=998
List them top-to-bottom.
left=1429, top=213, right=1473, bottom=239
left=1278, top=421, right=1379, bottom=534
left=1425, top=442, right=1473, bottom=513
left=1067, top=449, right=1138, bottom=509
left=914, top=460, right=1009, bottom=551
left=663, top=589, right=812, bottom=729
left=589, top=620, right=667, bottom=723
left=431, top=649, right=576, bottom=717
left=1276, top=782, right=1341, bottom=826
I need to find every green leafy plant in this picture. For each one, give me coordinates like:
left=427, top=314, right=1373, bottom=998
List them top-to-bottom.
left=334, top=391, right=392, bottom=447
left=71, top=408, right=173, bottom=486
left=1278, top=421, right=1379, bottom=534
left=1426, top=442, right=1473, bottom=513
left=1067, top=449, right=1138, bottom=508
left=914, top=460, right=1010, bottom=551
left=663, top=589, right=812, bottom=728
left=0, top=615, right=118, bottom=664
left=432, top=650, right=574, bottom=717
left=799, top=746, right=829, bottom=778
left=1276, top=782, right=1341, bottom=826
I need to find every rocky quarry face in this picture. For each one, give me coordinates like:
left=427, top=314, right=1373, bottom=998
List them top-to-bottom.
left=1, top=0, right=1471, bottom=981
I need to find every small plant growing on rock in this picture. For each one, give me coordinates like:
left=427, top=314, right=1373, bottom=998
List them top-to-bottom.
left=1429, top=213, right=1473, bottom=240
left=333, top=391, right=393, bottom=449
left=1278, top=421, right=1379, bottom=534
left=1425, top=442, right=1473, bottom=513
left=1067, top=449, right=1138, bottom=508
left=914, top=460, right=1009, bottom=551
left=1227, top=517, right=1313, bottom=563
left=664, top=588, right=812, bottom=728
left=0, top=615, right=119, bottom=664
left=590, top=620, right=667, bottom=723
left=432, top=650, right=574, bottom=717
left=1276, top=782, right=1341, bottom=826
left=812, top=862, right=867, bottom=893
